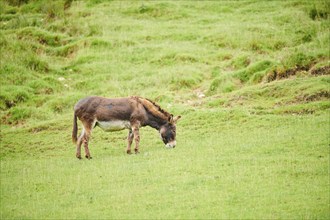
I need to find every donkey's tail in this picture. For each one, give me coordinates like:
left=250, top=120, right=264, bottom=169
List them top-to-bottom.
left=72, top=113, right=78, bottom=144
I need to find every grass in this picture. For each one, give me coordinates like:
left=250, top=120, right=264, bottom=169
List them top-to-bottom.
left=0, top=0, right=329, bottom=219
left=1, top=111, right=329, bottom=219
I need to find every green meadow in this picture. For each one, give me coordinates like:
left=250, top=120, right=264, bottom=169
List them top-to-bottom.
left=1, top=0, right=329, bottom=219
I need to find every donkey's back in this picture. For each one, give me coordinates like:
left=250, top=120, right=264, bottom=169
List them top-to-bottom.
left=74, top=96, right=137, bottom=121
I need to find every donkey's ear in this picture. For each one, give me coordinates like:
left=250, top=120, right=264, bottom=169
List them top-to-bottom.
left=168, top=114, right=174, bottom=123
left=173, top=115, right=181, bottom=124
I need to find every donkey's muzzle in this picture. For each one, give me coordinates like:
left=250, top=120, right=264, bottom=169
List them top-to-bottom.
left=165, top=140, right=176, bottom=149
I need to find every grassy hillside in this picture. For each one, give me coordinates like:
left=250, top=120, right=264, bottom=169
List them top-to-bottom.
left=1, top=0, right=329, bottom=219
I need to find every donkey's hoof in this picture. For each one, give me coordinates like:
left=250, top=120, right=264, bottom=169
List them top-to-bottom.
left=126, top=149, right=132, bottom=154
left=134, top=150, right=140, bottom=154
left=76, top=155, right=82, bottom=160
left=85, top=155, right=92, bottom=159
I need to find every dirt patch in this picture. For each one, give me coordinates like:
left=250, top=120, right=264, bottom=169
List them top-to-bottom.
left=265, top=64, right=329, bottom=82
left=266, top=65, right=310, bottom=82
left=311, top=66, right=330, bottom=76
left=275, top=91, right=330, bottom=107
left=296, top=91, right=330, bottom=102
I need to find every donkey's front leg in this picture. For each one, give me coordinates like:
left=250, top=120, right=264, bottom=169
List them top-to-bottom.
left=132, top=123, right=140, bottom=154
left=126, top=129, right=134, bottom=154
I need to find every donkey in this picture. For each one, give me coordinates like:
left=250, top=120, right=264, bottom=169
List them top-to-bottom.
left=72, top=96, right=181, bottom=159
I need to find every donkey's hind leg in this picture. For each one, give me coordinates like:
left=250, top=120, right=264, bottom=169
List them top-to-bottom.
left=82, top=121, right=94, bottom=159
left=76, top=128, right=85, bottom=159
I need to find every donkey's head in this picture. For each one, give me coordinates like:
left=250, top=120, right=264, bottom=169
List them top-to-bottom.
left=160, top=115, right=181, bottom=148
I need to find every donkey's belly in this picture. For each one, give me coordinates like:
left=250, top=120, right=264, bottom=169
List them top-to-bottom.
left=96, top=120, right=131, bottom=132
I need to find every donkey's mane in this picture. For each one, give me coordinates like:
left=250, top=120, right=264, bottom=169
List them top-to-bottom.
left=135, top=97, right=171, bottom=121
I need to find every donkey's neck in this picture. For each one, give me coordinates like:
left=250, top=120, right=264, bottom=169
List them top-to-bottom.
left=145, top=114, right=168, bottom=130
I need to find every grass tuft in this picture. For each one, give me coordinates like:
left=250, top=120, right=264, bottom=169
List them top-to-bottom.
left=233, top=60, right=274, bottom=83
left=0, top=86, right=32, bottom=110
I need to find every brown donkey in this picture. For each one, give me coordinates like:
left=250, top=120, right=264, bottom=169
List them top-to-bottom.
left=72, top=96, right=181, bottom=159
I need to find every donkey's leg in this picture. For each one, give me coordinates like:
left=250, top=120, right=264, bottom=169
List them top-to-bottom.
left=82, top=121, right=94, bottom=159
left=132, top=123, right=140, bottom=154
left=76, top=128, right=85, bottom=159
left=83, top=129, right=92, bottom=159
left=126, top=129, right=134, bottom=154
